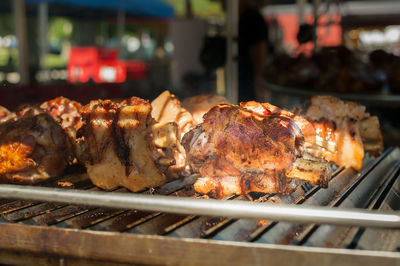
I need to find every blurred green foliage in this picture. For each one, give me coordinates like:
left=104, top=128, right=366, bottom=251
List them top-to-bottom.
left=163, top=0, right=224, bottom=18
left=0, top=15, right=71, bottom=69
left=48, top=17, right=73, bottom=42
left=0, top=48, right=17, bottom=70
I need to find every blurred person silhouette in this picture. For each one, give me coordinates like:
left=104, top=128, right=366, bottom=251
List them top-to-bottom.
left=239, top=0, right=268, bottom=102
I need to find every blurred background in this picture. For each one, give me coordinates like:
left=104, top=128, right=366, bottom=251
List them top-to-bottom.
left=0, top=0, right=399, bottom=144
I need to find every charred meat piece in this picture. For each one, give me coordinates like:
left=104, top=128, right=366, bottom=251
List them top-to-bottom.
left=151, top=91, right=193, bottom=177
left=182, top=94, right=230, bottom=125
left=40, top=96, right=83, bottom=136
left=305, top=96, right=383, bottom=170
left=40, top=97, right=84, bottom=163
left=77, top=97, right=176, bottom=192
left=243, top=97, right=383, bottom=171
left=239, top=101, right=333, bottom=185
left=240, top=101, right=316, bottom=148
left=183, top=104, right=331, bottom=198
left=0, top=110, right=73, bottom=184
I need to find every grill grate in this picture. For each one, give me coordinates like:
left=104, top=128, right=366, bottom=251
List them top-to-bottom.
left=0, top=148, right=399, bottom=265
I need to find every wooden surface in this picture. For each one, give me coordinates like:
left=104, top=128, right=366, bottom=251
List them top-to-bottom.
left=0, top=222, right=399, bottom=266
left=0, top=249, right=137, bottom=266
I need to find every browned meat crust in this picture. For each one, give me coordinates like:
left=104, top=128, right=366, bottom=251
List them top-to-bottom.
left=77, top=97, right=176, bottom=191
left=183, top=104, right=331, bottom=198
left=0, top=110, right=73, bottom=184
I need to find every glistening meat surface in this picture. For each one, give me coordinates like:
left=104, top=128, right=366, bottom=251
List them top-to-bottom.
left=77, top=97, right=179, bottom=192
left=183, top=104, right=331, bottom=198
left=0, top=110, right=73, bottom=184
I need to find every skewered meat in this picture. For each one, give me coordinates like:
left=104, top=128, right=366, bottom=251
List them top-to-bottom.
left=151, top=91, right=194, bottom=178
left=182, top=94, right=229, bottom=125
left=304, top=96, right=383, bottom=170
left=40, top=97, right=83, bottom=136
left=77, top=97, right=176, bottom=192
left=182, top=104, right=331, bottom=198
left=0, top=109, right=73, bottom=184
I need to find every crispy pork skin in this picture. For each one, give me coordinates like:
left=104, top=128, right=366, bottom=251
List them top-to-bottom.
left=182, top=94, right=229, bottom=125
left=305, top=96, right=383, bottom=170
left=40, top=97, right=83, bottom=135
left=40, top=97, right=84, bottom=162
left=77, top=97, right=175, bottom=191
left=243, top=97, right=383, bottom=171
left=240, top=101, right=316, bottom=148
left=183, top=104, right=331, bottom=198
left=0, top=110, right=73, bottom=184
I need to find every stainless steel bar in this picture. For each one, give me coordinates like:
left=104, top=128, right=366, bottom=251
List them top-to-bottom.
left=253, top=155, right=383, bottom=245
left=301, top=158, right=400, bottom=247
left=255, top=167, right=358, bottom=244
left=355, top=171, right=400, bottom=251
left=87, top=177, right=198, bottom=232
left=212, top=179, right=312, bottom=242
left=0, top=184, right=399, bottom=228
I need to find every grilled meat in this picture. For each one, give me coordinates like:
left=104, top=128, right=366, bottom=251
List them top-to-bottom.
left=151, top=91, right=194, bottom=178
left=151, top=91, right=194, bottom=137
left=182, top=94, right=230, bottom=125
left=304, top=96, right=383, bottom=170
left=40, top=97, right=83, bottom=136
left=77, top=97, right=176, bottom=192
left=243, top=97, right=382, bottom=171
left=240, top=101, right=316, bottom=148
left=183, top=104, right=331, bottom=198
left=0, top=106, right=15, bottom=123
left=0, top=106, right=10, bottom=120
left=0, top=109, right=73, bottom=184
left=359, top=115, right=383, bottom=156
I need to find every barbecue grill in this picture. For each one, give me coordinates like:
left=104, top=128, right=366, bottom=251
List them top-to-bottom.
left=0, top=147, right=399, bottom=265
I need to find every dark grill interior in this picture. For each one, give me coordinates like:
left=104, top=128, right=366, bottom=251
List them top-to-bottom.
left=0, top=147, right=399, bottom=264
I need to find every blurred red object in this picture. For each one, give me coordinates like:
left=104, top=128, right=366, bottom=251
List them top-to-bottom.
left=68, top=47, right=146, bottom=83
left=123, top=60, right=146, bottom=80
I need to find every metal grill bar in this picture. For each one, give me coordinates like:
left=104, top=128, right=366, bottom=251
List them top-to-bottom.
left=254, top=150, right=399, bottom=245
left=301, top=152, right=400, bottom=247
left=253, top=167, right=358, bottom=244
left=355, top=176, right=400, bottom=251
left=0, top=178, right=94, bottom=221
left=83, top=178, right=198, bottom=232
left=0, top=183, right=399, bottom=228
left=56, top=188, right=129, bottom=229
left=167, top=195, right=246, bottom=239
left=167, top=216, right=232, bottom=238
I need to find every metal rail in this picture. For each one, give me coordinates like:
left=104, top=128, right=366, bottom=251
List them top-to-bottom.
left=0, top=184, right=399, bottom=228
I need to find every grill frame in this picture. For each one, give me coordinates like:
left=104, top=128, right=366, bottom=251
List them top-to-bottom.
left=0, top=148, right=399, bottom=265
left=1, top=222, right=399, bottom=266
